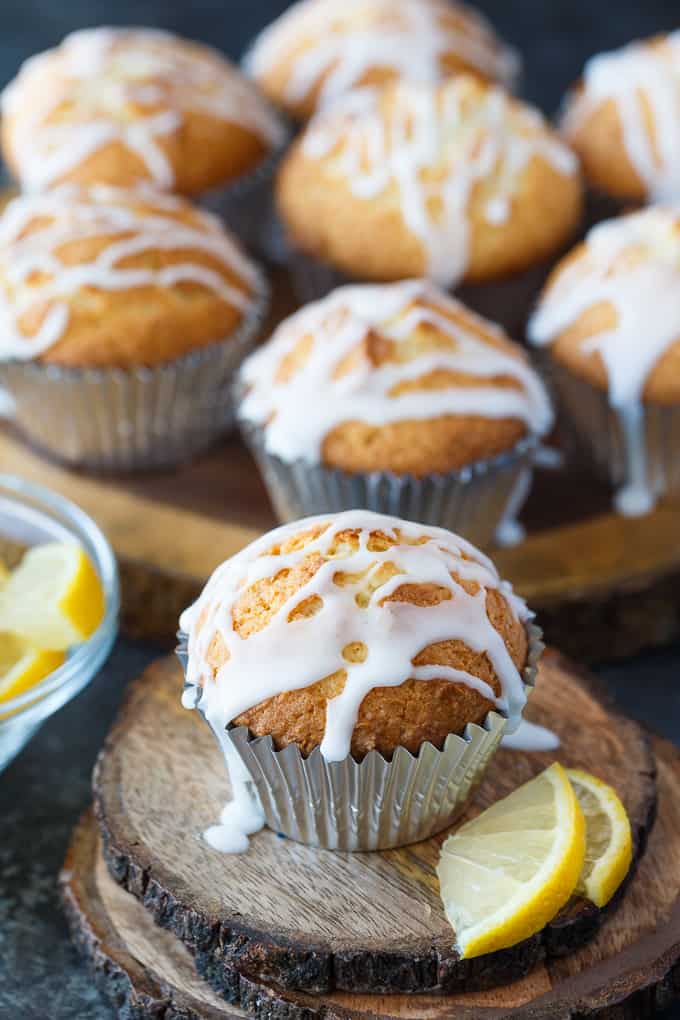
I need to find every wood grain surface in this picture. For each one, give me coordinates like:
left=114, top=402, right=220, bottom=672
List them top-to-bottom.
left=91, top=652, right=661, bottom=1006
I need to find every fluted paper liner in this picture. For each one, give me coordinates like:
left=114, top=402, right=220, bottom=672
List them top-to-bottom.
left=199, top=130, right=291, bottom=261
left=0, top=278, right=269, bottom=472
left=542, top=356, right=680, bottom=503
left=239, top=417, right=539, bottom=549
left=177, top=622, right=543, bottom=852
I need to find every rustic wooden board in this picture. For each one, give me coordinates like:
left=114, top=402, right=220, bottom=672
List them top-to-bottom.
left=4, top=425, right=680, bottom=662
left=92, top=651, right=659, bottom=1004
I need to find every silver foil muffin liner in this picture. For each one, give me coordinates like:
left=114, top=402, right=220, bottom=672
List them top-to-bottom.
left=199, top=131, right=291, bottom=262
left=0, top=279, right=269, bottom=472
left=541, top=356, right=680, bottom=503
left=239, top=418, right=539, bottom=548
left=177, top=623, right=543, bottom=851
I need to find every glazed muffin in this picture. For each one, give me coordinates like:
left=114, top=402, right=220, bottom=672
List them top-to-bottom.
left=245, top=0, right=519, bottom=121
left=1, top=28, right=286, bottom=249
left=561, top=32, right=680, bottom=205
left=277, top=76, right=582, bottom=329
left=0, top=185, right=267, bottom=469
left=529, top=205, right=680, bottom=517
left=238, top=279, right=553, bottom=546
left=180, top=509, right=541, bottom=849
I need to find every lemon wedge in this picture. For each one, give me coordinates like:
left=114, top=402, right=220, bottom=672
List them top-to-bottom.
left=0, top=543, right=105, bottom=650
left=0, top=632, right=65, bottom=705
left=437, top=762, right=586, bottom=959
left=567, top=769, right=633, bottom=908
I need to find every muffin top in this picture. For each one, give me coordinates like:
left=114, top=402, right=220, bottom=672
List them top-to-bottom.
left=245, top=0, right=519, bottom=121
left=1, top=27, right=285, bottom=195
left=561, top=32, right=680, bottom=201
left=277, top=76, right=582, bottom=287
left=0, top=186, right=263, bottom=368
left=529, top=206, right=680, bottom=407
left=239, top=279, right=553, bottom=476
left=180, top=509, right=531, bottom=760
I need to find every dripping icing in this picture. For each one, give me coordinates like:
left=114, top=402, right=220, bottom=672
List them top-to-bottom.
left=245, top=0, right=520, bottom=108
left=2, top=27, right=285, bottom=192
left=563, top=32, right=680, bottom=200
left=299, top=79, right=577, bottom=287
left=0, top=186, right=259, bottom=361
left=529, top=206, right=680, bottom=516
left=239, top=280, right=554, bottom=463
left=500, top=718, right=560, bottom=751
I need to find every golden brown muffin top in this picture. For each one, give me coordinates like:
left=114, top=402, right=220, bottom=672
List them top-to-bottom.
left=245, top=0, right=519, bottom=121
left=1, top=27, right=285, bottom=195
left=561, top=32, right=680, bottom=202
left=277, top=76, right=582, bottom=287
left=0, top=186, right=263, bottom=368
left=529, top=205, right=680, bottom=406
left=239, top=280, right=553, bottom=475
left=180, top=510, right=531, bottom=760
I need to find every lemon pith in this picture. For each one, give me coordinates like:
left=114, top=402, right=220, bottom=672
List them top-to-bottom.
left=437, top=762, right=586, bottom=959
left=567, top=768, right=633, bottom=908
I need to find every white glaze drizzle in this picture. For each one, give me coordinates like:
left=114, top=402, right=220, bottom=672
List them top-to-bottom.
left=245, top=0, right=520, bottom=107
left=2, top=27, right=285, bottom=192
left=563, top=32, right=680, bottom=200
left=299, top=80, right=577, bottom=287
left=0, top=186, right=259, bottom=361
left=529, top=206, right=680, bottom=516
left=239, top=280, right=553, bottom=463
left=500, top=718, right=560, bottom=751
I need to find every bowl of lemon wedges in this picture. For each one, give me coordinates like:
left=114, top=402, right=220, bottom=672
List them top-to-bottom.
left=0, top=474, right=119, bottom=772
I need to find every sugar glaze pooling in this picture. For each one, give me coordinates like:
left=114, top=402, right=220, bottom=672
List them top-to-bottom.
left=245, top=0, right=519, bottom=108
left=2, top=27, right=285, bottom=192
left=563, top=32, right=680, bottom=200
left=299, top=79, right=577, bottom=287
left=0, top=187, right=259, bottom=361
left=529, top=206, right=680, bottom=516
left=240, top=279, right=554, bottom=464
left=180, top=509, right=533, bottom=852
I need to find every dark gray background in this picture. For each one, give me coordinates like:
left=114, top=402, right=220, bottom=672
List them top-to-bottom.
left=1, top=2, right=680, bottom=1018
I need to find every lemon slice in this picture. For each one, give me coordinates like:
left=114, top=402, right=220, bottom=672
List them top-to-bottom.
left=0, top=543, right=105, bottom=650
left=0, top=560, right=9, bottom=588
left=0, top=632, right=65, bottom=705
left=437, top=762, right=586, bottom=959
left=566, top=769, right=633, bottom=908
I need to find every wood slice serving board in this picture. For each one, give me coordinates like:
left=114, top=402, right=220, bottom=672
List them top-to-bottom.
left=2, top=261, right=680, bottom=662
left=86, top=650, right=680, bottom=1020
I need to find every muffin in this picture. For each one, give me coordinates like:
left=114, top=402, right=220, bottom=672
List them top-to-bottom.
left=244, top=0, right=520, bottom=121
left=1, top=27, right=287, bottom=251
left=561, top=32, right=680, bottom=209
left=277, top=76, right=582, bottom=332
left=0, top=185, right=268, bottom=469
left=528, top=205, right=680, bottom=516
left=238, top=279, right=553, bottom=546
left=179, top=508, right=542, bottom=850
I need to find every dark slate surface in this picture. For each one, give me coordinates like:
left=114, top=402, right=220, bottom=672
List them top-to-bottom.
left=1, top=1, right=680, bottom=1017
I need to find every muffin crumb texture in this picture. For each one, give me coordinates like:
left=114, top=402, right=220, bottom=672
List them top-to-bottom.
left=246, top=0, right=519, bottom=120
left=1, top=27, right=285, bottom=195
left=562, top=31, right=680, bottom=201
left=278, top=76, right=582, bottom=287
left=0, top=186, right=261, bottom=367
left=240, top=280, right=552, bottom=475
left=181, top=510, right=531, bottom=761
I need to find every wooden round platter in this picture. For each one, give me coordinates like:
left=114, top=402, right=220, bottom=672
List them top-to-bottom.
left=82, top=651, right=680, bottom=1017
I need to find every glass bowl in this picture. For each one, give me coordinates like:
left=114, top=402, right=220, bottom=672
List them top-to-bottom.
left=0, top=474, right=119, bottom=772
